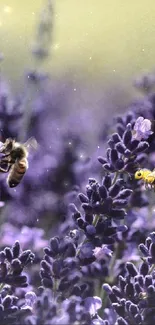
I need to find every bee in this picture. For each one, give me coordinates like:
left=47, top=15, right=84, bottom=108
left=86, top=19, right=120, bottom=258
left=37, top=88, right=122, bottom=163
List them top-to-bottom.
left=0, top=137, right=38, bottom=187
left=135, top=169, right=155, bottom=190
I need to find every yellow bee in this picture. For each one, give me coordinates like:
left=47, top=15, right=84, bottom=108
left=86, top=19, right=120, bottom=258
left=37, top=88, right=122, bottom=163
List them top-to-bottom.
left=0, top=137, right=37, bottom=187
left=135, top=169, right=155, bottom=190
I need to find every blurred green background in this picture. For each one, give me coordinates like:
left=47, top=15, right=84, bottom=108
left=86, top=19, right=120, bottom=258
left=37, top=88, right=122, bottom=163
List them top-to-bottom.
left=0, top=0, right=155, bottom=93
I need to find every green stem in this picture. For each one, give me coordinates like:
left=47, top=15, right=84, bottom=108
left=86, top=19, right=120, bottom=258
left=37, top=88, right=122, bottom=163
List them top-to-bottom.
left=112, top=171, right=119, bottom=185
left=76, top=214, right=100, bottom=256
left=93, top=214, right=100, bottom=227
left=105, top=243, right=119, bottom=284
left=149, top=263, right=155, bottom=275
left=52, top=278, right=58, bottom=301
left=0, top=283, right=5, bottom=291
left=99, top=286, right=108, bottom=309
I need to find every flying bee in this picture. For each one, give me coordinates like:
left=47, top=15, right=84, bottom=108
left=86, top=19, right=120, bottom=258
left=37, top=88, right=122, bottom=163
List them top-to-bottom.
left=0, top=137, right=38, bottom=187
left=135, top=169, right=155, bottom=190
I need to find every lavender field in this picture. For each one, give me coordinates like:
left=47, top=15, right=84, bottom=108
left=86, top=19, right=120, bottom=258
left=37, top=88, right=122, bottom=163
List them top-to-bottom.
left=0, top=1, right=155, bottom=325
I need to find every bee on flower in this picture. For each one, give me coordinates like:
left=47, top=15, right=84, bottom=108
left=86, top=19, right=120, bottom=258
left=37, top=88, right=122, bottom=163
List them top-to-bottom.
left=133, top=116, right=155, bottom=189
left=135, top=169, right=155, bottom=190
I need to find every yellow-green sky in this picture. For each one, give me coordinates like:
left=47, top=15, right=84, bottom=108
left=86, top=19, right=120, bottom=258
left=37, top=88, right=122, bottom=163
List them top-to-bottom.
left=0, top=0, right=155, bottom=89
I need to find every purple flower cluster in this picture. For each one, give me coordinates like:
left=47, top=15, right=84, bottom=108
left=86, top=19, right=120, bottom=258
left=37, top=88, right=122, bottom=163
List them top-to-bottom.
left=1, top=1, right=155, bottom=323
left=0, top=90, right=153, bottom=324
left=98, top=123, right=148, bottom=174
left=103, top=232, right=155, bottom=325
left=0, top=240, right=34, bottom=287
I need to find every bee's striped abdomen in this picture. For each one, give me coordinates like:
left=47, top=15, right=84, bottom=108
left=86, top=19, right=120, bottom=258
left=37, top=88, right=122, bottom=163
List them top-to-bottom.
left=7, top=158, right=28, bottom=188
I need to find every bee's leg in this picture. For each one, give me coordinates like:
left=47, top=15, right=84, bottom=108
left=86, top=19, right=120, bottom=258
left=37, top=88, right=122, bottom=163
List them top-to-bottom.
left=1, top=153, right=10, bottom=158
left=0, top=158, right=14, bottom=165
left=0, top=159, right=9, bottom=163
left=0, top=160, right=11, bottom=173
left=0, top=166, right=9, bottom=173
left=145, top=182, right=149, bottom=190
left=147, top=183, right=151, bottom=190
left=150, top=183, right=154, bottom=191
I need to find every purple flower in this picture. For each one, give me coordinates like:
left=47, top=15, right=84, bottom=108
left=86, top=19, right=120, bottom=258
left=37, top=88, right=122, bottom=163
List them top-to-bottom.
left=133, top=116, right=153, bottom=141
left=98, top=121, right=149, bottom=175
left=0, top=223, right=47, bottom=251
left=103, top=232, right=155, bottom=325
left=93, top=245, right=113, bottom=261
left=22, top=291, right=37, bottom=310
left=84, top=296, right=102, bottom=316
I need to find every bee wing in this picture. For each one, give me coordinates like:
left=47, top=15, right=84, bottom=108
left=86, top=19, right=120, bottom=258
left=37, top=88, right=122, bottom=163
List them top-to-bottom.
left=24, top=137, right=38, bottom=153
left=0, top=141, right=4, bottom=151
left=0, top=141, right=7, bottom=154
left=151, top=169, right=155, bottom=176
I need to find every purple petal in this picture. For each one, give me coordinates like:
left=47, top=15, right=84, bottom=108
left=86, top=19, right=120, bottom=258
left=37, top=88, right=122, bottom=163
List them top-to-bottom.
left=84, top=296, right=102, bottom=315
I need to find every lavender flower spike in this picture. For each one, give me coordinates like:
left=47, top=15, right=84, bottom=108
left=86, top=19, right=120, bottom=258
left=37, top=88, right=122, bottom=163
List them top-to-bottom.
left=133, top=116, right=153, bottom=141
